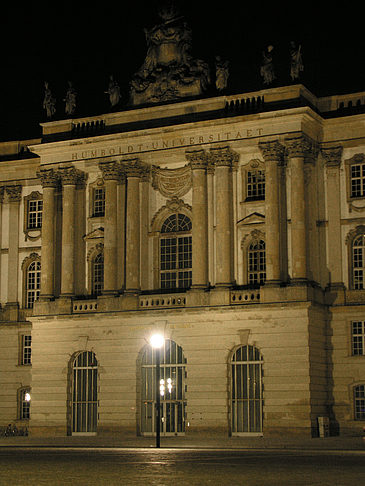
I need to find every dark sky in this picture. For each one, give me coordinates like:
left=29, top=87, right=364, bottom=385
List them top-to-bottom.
left=1, top=2, right=364, bottom=141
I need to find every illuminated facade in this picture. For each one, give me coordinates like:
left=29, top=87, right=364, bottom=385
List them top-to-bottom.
left=0, top=84, right=365, bottom=438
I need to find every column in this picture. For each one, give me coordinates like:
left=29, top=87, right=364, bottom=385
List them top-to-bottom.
left=285, top=134, right=315, bottom=282
left=258, top=140, right=285, bottom=284
left=210, top=146, right=237, bottom=287
left=321, top=146, right=343, bottom=289
left=186, top=149, right=209, bottom=289
left=123, top=158, right=144, bottom=294
left=99, top=161, right=122, bottom=295
left=59, top=167, right=84, bottom=296
left=38, top=169, right=59, bottom=300
left=5, top=186, right=22, bottom=308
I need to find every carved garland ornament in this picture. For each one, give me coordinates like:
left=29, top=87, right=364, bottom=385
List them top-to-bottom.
left=152, top=164, right=192, bottom=198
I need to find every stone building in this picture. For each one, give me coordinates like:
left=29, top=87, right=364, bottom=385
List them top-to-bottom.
left=1, top=5, right=365, bottom=438
left=0, top=83, right=365, bottom=439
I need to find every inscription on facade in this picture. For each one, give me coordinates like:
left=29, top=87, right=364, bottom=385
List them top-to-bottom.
left=71, top=128, right=264, bottom=161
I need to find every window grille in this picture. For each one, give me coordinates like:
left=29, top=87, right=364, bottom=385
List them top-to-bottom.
left=350, top=163, right=365, bottom=198
left=247, top=170, right=265, bottom=200
left=27, top=199, right=43, bottom=229
left=160, top=214, right=192, bottom=289
left=352, top=235, right=365, bottom=289
left=248, top=240, right=266, bottom=285
left=92, top=253, right=104, bottom=295
left=26, top=261, right=41, bottom=308
left=352, top=321, right=365, bottom=355
left=21, top=335, right=32, bottom=365
left=141, top=339, right=186, bottom=435
left=230, top=345, right=263, bottom=434
left=72, top=351, right=98, bottom=434
left=354, top=385, right=365, bottom=420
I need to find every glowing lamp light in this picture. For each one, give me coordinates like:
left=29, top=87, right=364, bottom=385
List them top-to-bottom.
left=150, top=333, right=164, bottom=349
left=24, top=392, right=31, bottom=402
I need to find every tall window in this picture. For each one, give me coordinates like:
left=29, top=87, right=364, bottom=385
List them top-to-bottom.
left=350, top=163, right=365, bottom=198
left=246, top=169, right=265, bottom=200
left=92, top=187, right=105, bottom=217
left=27, top=199, right=43, bottom=229
left=160, top=213, right=192, bottom=290
left=352, top=234, right=365, bottom=289
left=248, top=240, right=266, bottom=285
left=92, top=253, right=104, bottom=295
left=26, top=261, right=41, bottom=308
left=352, top=321, right=365, bottom=356
left=21, top=335, right=32, bottom=365
left=141, top=339, right=186, bottom=435
left=230, top=345, right=263, bottom=434
left=71, top=351, right=98, bottom=434
left=354, top=385, right=365, bottom=420
left=19, top=388, right=31, bottom=420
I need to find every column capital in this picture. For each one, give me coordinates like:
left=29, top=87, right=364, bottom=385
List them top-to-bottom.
left=284, top=134, right=317, bottom=159
left=258, top=140, right=285, bottom=162
left=208, top=145, right=239, bottom=168
left=321, top=145, right=343, bottom=167
left=186, top=149, right=208, bottom=170
left=121, top=158, right=149, bottom=178
left=99, top=160, right=123, bottom=181
left=58, top=166, right=86, bottom=186
left=37, top=168, right=60, bottom=188
left=5, top=185, right=22, bottom=202
left=0, top=186, right=5, bottom=203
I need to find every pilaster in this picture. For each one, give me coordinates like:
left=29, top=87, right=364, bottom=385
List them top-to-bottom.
left=258, top=140, right=285, bottom=284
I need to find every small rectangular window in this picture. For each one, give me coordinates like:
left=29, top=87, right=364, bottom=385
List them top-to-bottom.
left=350, top=163, right=365, bottom=198
left=246, top=170, right=265, bottom=201
left=93, top=187, right=105, bottom=217
left=27, top=200, right=43, bottom=229
left=352, top=321, right=365, bottom=356
left=354, top=385, right=365, bottom=420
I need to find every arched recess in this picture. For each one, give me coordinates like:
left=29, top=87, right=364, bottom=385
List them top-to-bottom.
left=139, top=339, right=187, bottom=436
left=229, top=344, right=264, bottom=435
left=68, top=350, right=98, bottom=435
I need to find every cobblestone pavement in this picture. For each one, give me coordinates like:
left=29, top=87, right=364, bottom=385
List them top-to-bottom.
left=0, top=448, right=364, bottom=486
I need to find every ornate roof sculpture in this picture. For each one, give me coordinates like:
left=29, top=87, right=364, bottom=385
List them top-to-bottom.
left=129, top=1, right=210, bottom=105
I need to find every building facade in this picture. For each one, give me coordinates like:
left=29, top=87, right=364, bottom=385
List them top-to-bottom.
left=0, top=84, right=365, bottom=438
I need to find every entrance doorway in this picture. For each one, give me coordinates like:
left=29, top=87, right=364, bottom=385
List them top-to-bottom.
left=141, top=339, right=186, bottom=435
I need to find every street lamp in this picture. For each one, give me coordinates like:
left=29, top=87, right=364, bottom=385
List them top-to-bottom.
left=149, top=333, right=164, bottom=448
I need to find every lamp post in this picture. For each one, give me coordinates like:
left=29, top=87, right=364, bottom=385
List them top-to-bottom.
left=150, top=333, right=164, bottom=448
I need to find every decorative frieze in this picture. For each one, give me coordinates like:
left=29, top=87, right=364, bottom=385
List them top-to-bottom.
left=152, top=164, right=191, bottom=197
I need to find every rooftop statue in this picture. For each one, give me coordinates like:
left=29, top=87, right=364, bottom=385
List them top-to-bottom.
left=130, top=1, right=210, bottom=104
left=289, top=41, right=304, bottom=81
left=260, top=45, right=276, bottom=86
left=215, top=56, right=229, bottom=91
left=105, top=75, right=121, bottom=107
left=43, top=81, right=56, bottom=118
left=64, top=81, right=77, bottom=116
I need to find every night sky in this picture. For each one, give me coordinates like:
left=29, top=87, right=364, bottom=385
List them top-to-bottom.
left=1, top=2, right=364, bottom=142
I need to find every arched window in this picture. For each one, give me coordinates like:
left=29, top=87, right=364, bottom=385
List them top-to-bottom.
left=160, top=213, right=192, bottom=289
left=353, top=234, right=365, bottom=289
left=248, top=240, right=266, bottom=285
left=92, top=253, right=104, bottom=295
left=26, top=260, right=41, bottom=308
left=141, top=339, right=186, bottom=435
left=230, top=345, right=263, bottom=435
left=71, top=351, right=98, bottom=434
left=354, top=384, right=365, bottom=420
